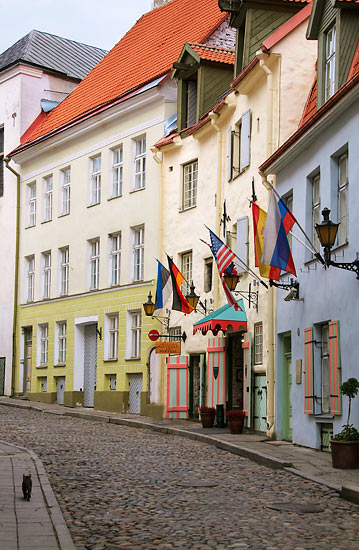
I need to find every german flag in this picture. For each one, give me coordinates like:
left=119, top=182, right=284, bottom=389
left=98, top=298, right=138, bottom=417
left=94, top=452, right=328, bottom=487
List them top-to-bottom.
left=167, top=255, right=194, bottom=314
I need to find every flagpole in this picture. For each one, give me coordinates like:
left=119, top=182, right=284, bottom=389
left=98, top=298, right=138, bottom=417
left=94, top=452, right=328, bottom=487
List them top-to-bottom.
left=289, top=231, right=316, bottom=255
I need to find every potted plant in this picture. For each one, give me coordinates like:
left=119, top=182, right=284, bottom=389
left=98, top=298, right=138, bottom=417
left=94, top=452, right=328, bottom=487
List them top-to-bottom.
left=331, top=377, right=359, bottom=469
left=199, top=405, right=216, bottom=428
left=226, top=409, right=246, bottom=434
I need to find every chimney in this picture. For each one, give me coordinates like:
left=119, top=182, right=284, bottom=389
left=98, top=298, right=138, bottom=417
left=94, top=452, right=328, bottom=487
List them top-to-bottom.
left=152, top=0, right=173, bottom=7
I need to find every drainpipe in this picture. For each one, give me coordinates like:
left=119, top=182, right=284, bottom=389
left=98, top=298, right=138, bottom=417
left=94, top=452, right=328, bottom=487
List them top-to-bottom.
left=208, top=112, right=222, bottom=310
left=150, top=147, right=163, bottom=259
left=4, top=157, right=20, bottom=397
left=261, top=174, right=276, bottom=438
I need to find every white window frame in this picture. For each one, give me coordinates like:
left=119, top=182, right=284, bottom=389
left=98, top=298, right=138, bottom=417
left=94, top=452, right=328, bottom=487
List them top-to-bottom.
left=325, top=25, right=336, bottom=101
left=134, top=137, right=146, bottom=190
left=111, top=147, right=123, bottom=198
left=337, top=152, right=348, bottom=247
left=90, top=155, right=101, bottom=205
left=182, top=160, right=198, bottom=210
left=60, top=167, right=71, bottom=215
left=312, top=173, right=321, bottom=253
left=43, top=174, right=53, bottom=222
left=27, top=182, right=36, bottom=227
left=132, top=226, right=144, bottom=282
left=110, top=233, right=121, bottom=286
left=90, top=239, right=100, bottom=290
left=59, top=247, right=69, bottom=296
left=42, top=251, right=51, bottom=299
left=181, top=251, right=192, bottom=296
left=26, top=255, right=35, bottom=302
left=127, top=311, right=141, bottom=359
left=108, top=314, right=119, bottom=360
left=56, top=321, right=67, bottom=364
left=254, top=322, right=263, bottom=365
left=39, top=324, right=48, bottom=366
left=169, top=326, right=182, bottom=342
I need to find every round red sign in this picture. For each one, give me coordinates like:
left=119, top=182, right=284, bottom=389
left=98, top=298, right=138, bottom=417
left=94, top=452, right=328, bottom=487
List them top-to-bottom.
left=148, top=329, right=160, bottom=341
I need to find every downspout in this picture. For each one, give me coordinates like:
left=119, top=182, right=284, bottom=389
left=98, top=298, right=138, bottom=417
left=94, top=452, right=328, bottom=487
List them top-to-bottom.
left=257, top=53, right=276, bottom=437
left=208, top=112, right=222, bottom=310
left=150, top=147, right=163, bottom=259
left=4, top=157, right=20, bottom=397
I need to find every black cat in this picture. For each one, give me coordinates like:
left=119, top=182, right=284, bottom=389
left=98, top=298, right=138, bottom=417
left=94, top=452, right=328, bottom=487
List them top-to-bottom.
left=22, top=474, right=32, bottom=501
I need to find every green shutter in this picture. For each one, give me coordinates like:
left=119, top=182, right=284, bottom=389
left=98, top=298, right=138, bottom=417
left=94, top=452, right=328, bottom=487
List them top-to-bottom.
left=329, top=320, right=342, bottom=415
left=304, top=327, right=314, bottom=414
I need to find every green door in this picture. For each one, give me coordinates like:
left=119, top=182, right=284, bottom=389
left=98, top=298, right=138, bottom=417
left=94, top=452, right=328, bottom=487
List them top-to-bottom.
left=282, top=352, right=292, bottom=441
left=253, top=375, right=267, bottom=432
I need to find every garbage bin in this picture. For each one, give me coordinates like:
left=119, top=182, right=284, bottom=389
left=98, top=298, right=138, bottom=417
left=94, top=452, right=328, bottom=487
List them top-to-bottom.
left=216, top=404, right=225, bottom=428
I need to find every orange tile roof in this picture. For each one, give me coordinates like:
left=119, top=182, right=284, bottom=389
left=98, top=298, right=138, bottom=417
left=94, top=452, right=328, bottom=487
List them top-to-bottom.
left=22, top=0, right=226, bottom=146
left=348, top=40, right=359, bottom=79
left=188, top=43, right=235, bottom=64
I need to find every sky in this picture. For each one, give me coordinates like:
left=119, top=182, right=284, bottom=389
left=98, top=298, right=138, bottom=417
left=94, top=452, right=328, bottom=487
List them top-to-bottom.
left=0, top=0, right=153, bottom=54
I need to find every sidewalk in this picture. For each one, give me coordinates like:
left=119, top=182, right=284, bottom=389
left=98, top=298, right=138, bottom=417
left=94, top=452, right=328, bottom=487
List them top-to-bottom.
left=1, top=396, right=359, bottom=509
left=0, top=437, right=75, bottom=550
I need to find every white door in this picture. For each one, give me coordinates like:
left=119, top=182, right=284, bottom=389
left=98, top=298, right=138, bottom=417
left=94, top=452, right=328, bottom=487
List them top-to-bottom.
left=84, top=324, right=97, bottom=407
left=149, top=349, right=159, bottom=404
left=129, top=373, right=142, bottom=414
left=56, top=377, right=65, bottom=405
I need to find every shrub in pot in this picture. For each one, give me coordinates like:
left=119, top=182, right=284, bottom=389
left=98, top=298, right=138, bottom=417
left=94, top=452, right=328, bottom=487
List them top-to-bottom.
left=331, top=378, right=359, bottom=469
left=199, top=405, right=216, bottom=428
left=226, top=409, right=246, bottom=434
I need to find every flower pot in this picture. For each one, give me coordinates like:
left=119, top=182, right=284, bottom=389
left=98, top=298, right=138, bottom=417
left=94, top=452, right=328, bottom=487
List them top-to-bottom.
left=200, top=410, right=215, bottom=428
left=227, top=411, right=245, bottom=434
left=330, top=440, right=359, bottom=469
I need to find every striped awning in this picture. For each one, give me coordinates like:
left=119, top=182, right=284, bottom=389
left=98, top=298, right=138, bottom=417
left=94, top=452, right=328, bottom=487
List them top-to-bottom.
left=193, top=299, right=247, bottom=336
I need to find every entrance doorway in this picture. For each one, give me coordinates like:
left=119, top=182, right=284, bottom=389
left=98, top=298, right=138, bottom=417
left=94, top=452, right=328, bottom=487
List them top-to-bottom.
left=83, top=324, right=97, bottom=407
left=23, top=328, right=32, bottom=396
left=226, top=333, right=244, bottom=411
left=282, top=335, right=292, bottom=441
left=149, top=348, right=159, bottom=404
left=188, top=354, right=201, bottom=419
left=0, top=358, right=5, bottom=396
left=129, top=373, right=142, bottom=414
left=253, top=375, right=267, bottom=432
left=56, top=377, right=65, bottom=405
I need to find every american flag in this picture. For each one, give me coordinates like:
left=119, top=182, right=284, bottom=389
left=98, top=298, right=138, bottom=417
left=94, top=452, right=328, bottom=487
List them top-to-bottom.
left=209, top=229, right=236, bottom=276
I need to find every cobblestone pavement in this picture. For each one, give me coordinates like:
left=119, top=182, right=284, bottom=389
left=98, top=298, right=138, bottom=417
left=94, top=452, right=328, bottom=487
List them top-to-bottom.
left=1, top=406, right=359, bottom=550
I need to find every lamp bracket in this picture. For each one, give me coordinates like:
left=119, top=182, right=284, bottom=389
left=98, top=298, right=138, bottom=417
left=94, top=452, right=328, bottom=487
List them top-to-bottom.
left=327, top=258, right=359, bottom=279
left=269, top=279, right=299, bottom=291
left=232, top=284, right=258, bottom=311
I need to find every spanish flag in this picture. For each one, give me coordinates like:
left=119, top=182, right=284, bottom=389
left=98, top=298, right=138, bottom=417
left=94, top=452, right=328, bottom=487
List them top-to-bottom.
left=252, top=202, right=281, bottom=281
left=167, top=255, right=194, bottom=314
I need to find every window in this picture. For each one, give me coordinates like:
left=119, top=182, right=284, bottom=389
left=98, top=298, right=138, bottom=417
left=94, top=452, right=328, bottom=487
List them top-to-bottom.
left=325, top=25, right=336, bottom=101
left=184, top=78, right=197, bottom=128
left=228, top=110, right=251, bottom=181
left=0, top=127, right=4, bottom=197
left=134, top=137, right=146, bottom=190
left=112, top=147, right=123, bottom=197
left=337, top=153, right=348, bottom=246
left=90, top=155, right=101, bottom=205
left=182, top=161, right=198, bottom=210
left=61, top=168, right=71, bottom=215
left=312, top=173, right=321, bottom=253
left=43, top=175, right=53, bottom=222
left=27, top=183, right=36, bottom=227
left=133, top=226, right=144, bottom=281
left=110, top=233, right=121, bottom=286
left=90, top=239, right=100, bottom=290
left=60, top=247, right=69, bottom=296
left=42, top=251, right=51, bottom=299
left=181, top=251, right=192, bottom=296
left=26, top=255, right=35, bottom=302
left=204, top=258, right=213, bottom=293
left=130, top=311, right=141, bottom=358
left=108, top=314, right=119, bottom=359
left=57, top=322, right=67, bottom=364
left=254, top=323, right=263, bottom=365
left=39, top=324, right=48, bottom=365
left=169, top=326, right=182, bottom=341
left=109, top=374, right=116, bottom=390
left=41, top=377, right=47, bottom=392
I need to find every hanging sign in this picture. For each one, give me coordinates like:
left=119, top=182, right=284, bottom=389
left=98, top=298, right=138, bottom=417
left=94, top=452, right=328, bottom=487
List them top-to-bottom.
left=148, top=330, right=160, bottom=341
left=155, top=341, right=181, bottom=354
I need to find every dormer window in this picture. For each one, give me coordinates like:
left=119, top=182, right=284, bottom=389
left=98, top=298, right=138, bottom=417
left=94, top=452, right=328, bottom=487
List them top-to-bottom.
left=325, top=25, right=336, bottom=101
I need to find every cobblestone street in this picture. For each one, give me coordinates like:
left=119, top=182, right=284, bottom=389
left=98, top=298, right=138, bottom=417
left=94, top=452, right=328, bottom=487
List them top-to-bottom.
left=1, top=405, right=359, bottom=550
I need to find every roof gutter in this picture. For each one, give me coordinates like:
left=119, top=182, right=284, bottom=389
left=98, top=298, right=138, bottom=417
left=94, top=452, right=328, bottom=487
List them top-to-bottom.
left=4, top=157, right=20, bottom=396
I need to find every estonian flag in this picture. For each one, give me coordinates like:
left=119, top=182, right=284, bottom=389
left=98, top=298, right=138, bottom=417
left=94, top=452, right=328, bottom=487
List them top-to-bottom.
left=154, top=260, right=172, bottom=312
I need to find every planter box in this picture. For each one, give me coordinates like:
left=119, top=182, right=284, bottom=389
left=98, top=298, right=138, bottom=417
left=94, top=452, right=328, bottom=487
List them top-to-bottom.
left=330, top=440, right=359, bottom=469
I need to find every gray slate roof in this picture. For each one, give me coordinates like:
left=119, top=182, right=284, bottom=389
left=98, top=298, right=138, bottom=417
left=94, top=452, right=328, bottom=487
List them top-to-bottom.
left=0, top=30, right=108, bottom=80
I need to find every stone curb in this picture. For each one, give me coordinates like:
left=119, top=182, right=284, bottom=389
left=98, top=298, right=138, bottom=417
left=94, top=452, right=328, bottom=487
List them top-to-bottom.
left=0, top=438, right=76, bottom=550
left=285, top=467, right=342, bottom=493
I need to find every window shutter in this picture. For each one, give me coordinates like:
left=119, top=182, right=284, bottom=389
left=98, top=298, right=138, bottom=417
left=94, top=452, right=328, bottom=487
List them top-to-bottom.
left=187, top=81, right=197, bottom=126
left=240, top=109, right=251, bottom=171
left=227, top=125, right=233, bottom=182
left=236, top=216, right=248, bottom=273
left=329, top=320, right=342, bottom=415
left=304, top=327, right=314, bottom=414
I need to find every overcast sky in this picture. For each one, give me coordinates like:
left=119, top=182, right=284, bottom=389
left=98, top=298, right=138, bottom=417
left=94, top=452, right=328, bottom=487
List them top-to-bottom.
left=0, top=0, right=153, bottom=54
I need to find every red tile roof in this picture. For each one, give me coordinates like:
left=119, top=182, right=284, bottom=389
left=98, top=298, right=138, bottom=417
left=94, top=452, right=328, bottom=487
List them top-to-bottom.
left=20, top=0, right=226, bottom=147
left=188, top=43, right=235, bottom=64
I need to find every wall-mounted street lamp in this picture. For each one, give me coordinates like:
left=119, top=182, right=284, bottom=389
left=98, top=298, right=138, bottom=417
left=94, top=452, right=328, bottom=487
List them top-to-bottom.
left=315, top=207, right=359, bottom=279
left=224, top=272, right=240, bottom=291
left=186, top=282, right=211, bottom=316
left=143, top=291, right=156, bottom=317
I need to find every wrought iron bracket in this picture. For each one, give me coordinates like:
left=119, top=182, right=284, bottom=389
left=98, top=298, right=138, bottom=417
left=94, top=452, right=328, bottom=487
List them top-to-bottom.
left=327, top=258, right=359, bottom=279
left=269, top=278, right=299, bottom=291
left=232, top=283, right=258, bottom=311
